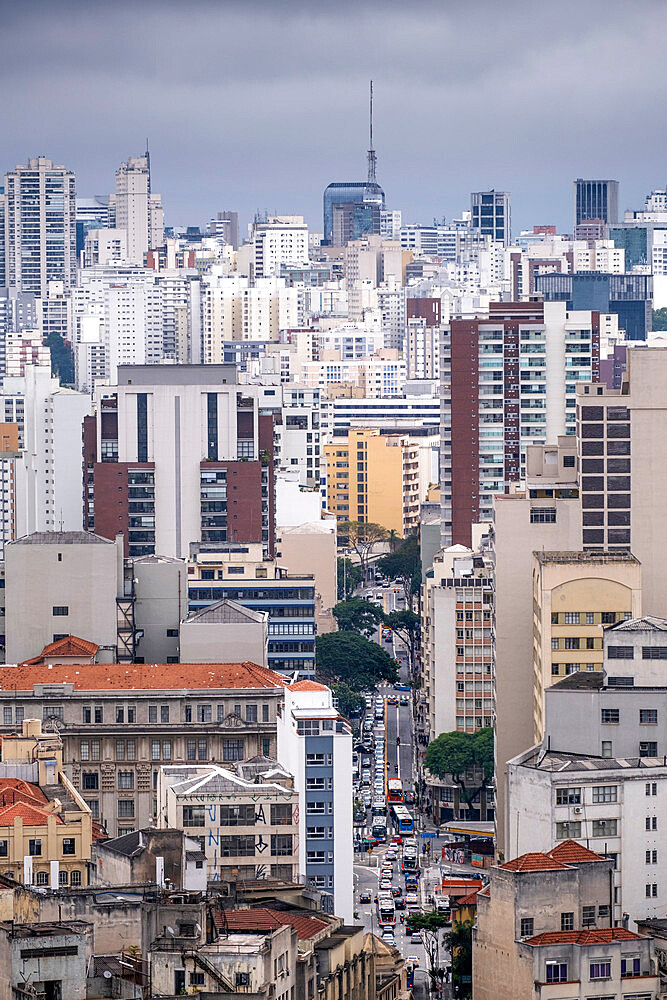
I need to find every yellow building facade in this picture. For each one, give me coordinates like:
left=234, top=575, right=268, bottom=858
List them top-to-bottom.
left=324, top=428, right=421, bottom=536
left=531, top=551, right=642, bottom=742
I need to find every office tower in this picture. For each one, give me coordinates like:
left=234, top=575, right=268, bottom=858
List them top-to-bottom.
left=322, top=82, right=386, bottom=245
left=112, top=153, right=163, bottom=264
left=4, top=157, right=76, bottom=296
left=574, top=178, right=619, bottom=228
left=470, top=190, right=511, bottom=247
left=207, top=210, right=239, bottom=249
left=535, top=271, right=652, bottom=341
left=440, top=300, right=599, bottom=547
left=84, top=365, right=275, bottom=561
left=277, top=680, right=353, bottom=921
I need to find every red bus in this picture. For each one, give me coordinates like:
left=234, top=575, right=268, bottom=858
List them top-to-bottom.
left=387, top=778, right=403, bottom=804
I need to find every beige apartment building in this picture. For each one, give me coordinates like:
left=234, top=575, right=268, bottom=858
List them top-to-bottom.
left=324, top=428, right=424, bottom=535
left=531, top=551, right=641, bottom=742
left=0, top=660, right=285, bottom=837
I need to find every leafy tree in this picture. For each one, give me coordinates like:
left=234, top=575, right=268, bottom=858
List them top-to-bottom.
left=653, top=307, right=667, bottom=331
left=46, top=334, right=75, bottom=384
left=337, top=521, right=388, bottom=581
left=377, top=534, right=421, bottom=609
left=337, top=556, right=363, bottom=600
left=333, top=598, right=384, bottom=637
left=383, top=609, right=420, bottom=675
left=316, top=631, right=398, bottom=691
left=332, top=681, right=364, bottom=720
left=425, top=728, right=494, bottom=818
left=410, top=911, right=451, bottom=991
left=448, top=919, right=473, bottom=997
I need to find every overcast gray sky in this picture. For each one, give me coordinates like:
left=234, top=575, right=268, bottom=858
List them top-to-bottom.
left=2, top=0, right=666, bottom=236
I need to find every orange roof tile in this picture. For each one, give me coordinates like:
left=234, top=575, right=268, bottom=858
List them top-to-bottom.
left=21, top=635, right=99, bottom=664
left=0, top=660, right=286, bottom=692
left=290, top=681, right=329, bottom=692
left=0, top=780, right=48, bottom=811
left=0, top=802, right=62, bottom=826
left=548, top=840, right=606, bottom=865
left=500, top=852, right=570, bottom=873
left=455, top=890, right=480, bottom=907
left=214, top=907, right=329, bottom=940
left=526, top=927, right=641, bottom=946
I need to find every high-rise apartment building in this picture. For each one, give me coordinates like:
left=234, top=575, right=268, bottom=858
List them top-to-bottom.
left=111, top=154, right=163, bottom=264
left=3, top=157, right=76, bottom=296
left=574, top=178, right=619, bottom=228
left=470, top=190, right=510, bottom=247
left=207, top=210, right=239, bottom=249
left=249, top=216, right=309, bottom=279
left=440, top=300, right=599, bottom=547
left=84, top=365, right=275, bottom=561
left=277, top=680, right=353, bottom=921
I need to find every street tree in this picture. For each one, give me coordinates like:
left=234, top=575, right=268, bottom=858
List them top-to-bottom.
left=337, top=521, right=388, bottom=581
left=376, top=534, right=421, bottom=609
left=337, top=556, right=363, bottom=600
left=333, top=598, right=385, bottom=637
left=383, top=609, right=420, bottom=675
left=316, top=631, right=398, bottom=691
left=331, top=682, right=364, bottom=720
left=425, top=728, right=494, bottom=818
left=410, top=911, right=451, bottom=992
left=447, top=919, right=473, bottom=998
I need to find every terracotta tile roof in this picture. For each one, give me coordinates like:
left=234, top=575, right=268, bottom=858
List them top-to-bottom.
left=21, top=635, right=99, bottom=665
left=0, top=660, right=286, bottom=692
left=289, top=681, right=329, bottom=692
left=0, top=779, right=48, bottom=810
left=0, top=802, right=62, bottom=826
left=548, top=840, right=606, bottom=865
left=500, top=852, right=570, bottom=873
left=437, top=879, right=483, bottom=895
left=455, top=890, right=480, bottom=907
left=214, top=907, right=329, bottom=940
left=526, top=927, right=641, bottom=946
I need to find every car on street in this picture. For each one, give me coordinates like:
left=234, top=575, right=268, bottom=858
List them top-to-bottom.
left=387, top=695, right=398, bottom=705
left=400, top=695, right=409, bottom=705
left=362, top=792, right=372, bottom=807
left=391, top=835, right=402, bottom=845
left=385, top=848, right=397, bottom=859
left=380, top=879, right=392, bottom=892
left=391, top=885, right=402, bottom=897
left=359, top=892, right=371, bottom=903
left=405, top=893, right=419, bottom=905
left=395, top=897, right=406, bottom=910
left=381, top=931, right=395, bottom=944
left=410, top=932, right=423, bottom=944
left=406, top=955, right=420, bottom=966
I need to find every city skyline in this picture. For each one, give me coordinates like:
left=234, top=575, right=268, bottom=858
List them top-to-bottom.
left=2, top=0, right=667, bottom=234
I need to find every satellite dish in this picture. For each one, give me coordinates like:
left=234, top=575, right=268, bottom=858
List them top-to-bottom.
left=103, top=971, right=112, bottom=980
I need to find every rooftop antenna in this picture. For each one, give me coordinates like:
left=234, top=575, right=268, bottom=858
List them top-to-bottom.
left=367, top=80, right=377, bottom=186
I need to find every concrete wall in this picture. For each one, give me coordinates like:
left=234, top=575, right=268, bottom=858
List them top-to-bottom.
left=276, top=523, right=337, bottom=635
left=134, top=556, right=187, bottom=663
left=179, top=618, right=268, bottom=666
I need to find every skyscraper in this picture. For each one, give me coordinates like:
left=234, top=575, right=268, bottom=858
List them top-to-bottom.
left=322, top=82, right=385, bottom=244
left=110, top=153, right=163, bottom=264
left=3, top=157, right=76, bottom=297
left=573, top=178, right=619, bottom=228
left=470, top=190, right=511, bottom=246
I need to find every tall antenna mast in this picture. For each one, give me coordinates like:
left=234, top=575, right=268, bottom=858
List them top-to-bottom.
left=367, top=80, right=377, bottom=186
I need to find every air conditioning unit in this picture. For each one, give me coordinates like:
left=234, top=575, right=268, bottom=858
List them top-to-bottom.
left=573, top=807, right=582, bottom=814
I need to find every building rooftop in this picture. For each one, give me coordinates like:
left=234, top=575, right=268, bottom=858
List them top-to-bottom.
left=10, top=531, right=114, bottom=545
left=534, top=550, right=640, bottom=565
left=183, top=599, right=267, bottom=625
left=606, top=615, right=667, bottom=632
left=21, top=635, right=99, bottom=665
left=0, top=660, right=286, bottom=692
left=550, top=672, right=604, bottom=691
left=289, top=680, right=329, bottom=692
left=520, top=748, right=667, bottom=772
left=548, top=840, right=606, bottom=865
left=500, top=852, right=569, bottom=873
left=455, top=889, right=480, bottom=907
left=214, top=907, right=329, bottom=940
left=525, top=927, right=641, bottom=946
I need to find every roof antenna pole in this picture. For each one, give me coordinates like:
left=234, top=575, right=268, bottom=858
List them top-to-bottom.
left=367, top=80, right=377, bottom=185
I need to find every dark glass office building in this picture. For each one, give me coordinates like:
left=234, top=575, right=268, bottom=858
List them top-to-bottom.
left=573, top=179, right=619, bottom=228
left=322, top=181, right=385, bottom=245
left=470, top=190, right=511, bottom=247
left=535, top=272, right=653, bottom=341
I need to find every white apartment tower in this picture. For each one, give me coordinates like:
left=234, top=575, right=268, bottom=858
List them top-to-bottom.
left=111, top=154, right=164, bottom=264
left=3, top=157, right=76, bottom=297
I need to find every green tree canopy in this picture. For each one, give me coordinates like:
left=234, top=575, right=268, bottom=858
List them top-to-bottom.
left=653, top=307, right=667, bottom=331
left=338, top=521, right=388, bottom=580
left=376, top=534, right=421, bottom=609
left=337, top=557, right=363, bottom=600
left=333, top=597, right=385, bottom=636
left=383, top=609, right=420, bottom=672
left=316, top=631, right=398, bottom=691
left=331, top=681, right=364, bottom=720
left=425, top=728, right=494, bottom=815
left=410, top=912, right=451, bottom=991
left=447, top=919, right=473, bottom=997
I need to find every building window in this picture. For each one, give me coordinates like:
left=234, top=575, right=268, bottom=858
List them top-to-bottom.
left=530, top=508, right=556, bottom=523
left=52, top=606, right=69, bottom=616
left=564, top=612, right=580, bottom=625
left=166, top=628, right=178, bottom=637
left=642, top=646, right=667, bottom=659
left=196, top=704, right=212, bottom=723
left=148, top=705, right=157, bottom=723
left=161, top=705, right=169, bottom=723
left=246, top=705, right=258, bottom=723
left=116, top=707, right=124, bottom=724
left=601, top=708, right=619, bottom=724
left=640, top=709, right=658, bottom=725
left=262, top=738, right=270, bottom=756
left=223, top=739, right=244, bottom=762
left=163, top=740, right=172, bottom=760
left=187, top=740, right=197, bottom=761
left=197, top=740, right=207, bottom=761
left=152, top=741, right=160, bottom=761
left=601, top=741, right=612, bottom=758
left=640, top=742, right=658, bottom=758
left=118, top=771, right=134, bottom=790
left=82, top=772, right=98, bottom=790
left=646, top=782, right=658, bottom=796
left=592, top=785, right=617, bottom=803
left=555, top=788, right=581, bottom=805
left=84, top=799, right=99, bottom=818
left=118, top=800, right=135, bottom=818
left=183, top=806, right=205, bottom=827
left=646, top=816, right=658, bottom=831
left=592, top=819, right=617, bottom=837
left=556, top=821, right=581, bottom=839
left=271, top=834, right=293, bottom=856
left=62, top=838, right=75, bottom=856
left=28, top=839, right=41, bottom=857
left=0, top=841, right=8, bottom=857
left=646, top=850, right=658, bottom=864
left=59, top=870, right=68, bottom=887
left=70, top=870, right=82, bottom=886
left=36, top=871, right=49, bottom=886
left=582, top=905, right=596, bottom=927
left=560, top=912, right=574, bottom=931
left=520, top=917, right=534, bottom=938
left=621, top=957, right=641, bottom=978
left=589, top=961, right=611, bottom=980
left=545, top=962, right=567, bottom=984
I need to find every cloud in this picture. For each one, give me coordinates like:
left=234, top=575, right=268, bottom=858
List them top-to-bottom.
left=1, top=0, right=666, bottom=233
